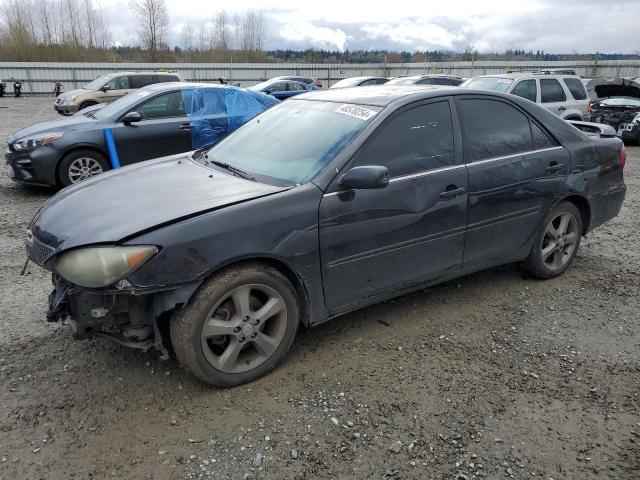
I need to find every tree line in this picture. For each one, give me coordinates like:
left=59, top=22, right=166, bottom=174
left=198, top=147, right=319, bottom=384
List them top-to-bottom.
left=1, top=0, right=638, bottom=63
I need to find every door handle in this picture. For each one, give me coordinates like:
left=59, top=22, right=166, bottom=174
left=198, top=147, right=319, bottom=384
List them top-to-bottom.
left=558, top=106, right=567, bottom=111
left=179, top=123, right=191, bottom=130
left=545, top=163, right=565, bottom=173
left=439, top=186, right=466, bottom=198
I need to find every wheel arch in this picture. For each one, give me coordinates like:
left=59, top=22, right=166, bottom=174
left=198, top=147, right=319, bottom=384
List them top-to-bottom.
left=560, top=193, right=591, bottom=234
left=197, top=256, right=311, bottom=328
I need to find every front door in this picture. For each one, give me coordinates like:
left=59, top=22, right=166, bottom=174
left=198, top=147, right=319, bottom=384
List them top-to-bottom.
left=539, top=78, right=568, bottom=117
left=112, top=90, right=192, bottom=165
left=455, top=96, right=571, bottom=267
left=319, top=98, right=468, bottom=311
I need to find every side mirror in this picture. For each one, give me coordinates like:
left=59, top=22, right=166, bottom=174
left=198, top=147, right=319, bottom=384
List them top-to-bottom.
left=99, top=85, right=110, bottom=92
left=122, top=111, right=142, bottom=124
left=338, top=165, right=390, bottom=190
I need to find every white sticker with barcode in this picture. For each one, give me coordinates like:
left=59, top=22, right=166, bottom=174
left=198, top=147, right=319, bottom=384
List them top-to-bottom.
left=335, top=104, right=377, bottom=121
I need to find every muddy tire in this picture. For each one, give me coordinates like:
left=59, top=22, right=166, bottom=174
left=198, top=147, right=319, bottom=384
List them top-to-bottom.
left=524, top=201, right=582, bottom=279
left=170, top=263, right=299, bottom=387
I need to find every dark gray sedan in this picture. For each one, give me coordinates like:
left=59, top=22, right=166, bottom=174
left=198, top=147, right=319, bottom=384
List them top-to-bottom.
left=6, top=83, right=277, bottom=187
left=26, top=86, right=626, bottom=386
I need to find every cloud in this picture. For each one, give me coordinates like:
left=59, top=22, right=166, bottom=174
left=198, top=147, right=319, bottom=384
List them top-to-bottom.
left=361, top=19, right=464, bottom=51
left=277, top=21, right=347, bottom=51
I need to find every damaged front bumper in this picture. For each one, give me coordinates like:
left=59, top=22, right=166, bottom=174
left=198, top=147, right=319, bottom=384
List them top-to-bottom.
left=47, top=275, right=201, bottom=357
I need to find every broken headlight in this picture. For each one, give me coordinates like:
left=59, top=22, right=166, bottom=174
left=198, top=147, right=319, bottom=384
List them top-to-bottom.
left=54, top=246, right=158, bottom=288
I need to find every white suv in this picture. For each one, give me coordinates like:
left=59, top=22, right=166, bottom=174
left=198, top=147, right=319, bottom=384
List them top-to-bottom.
left=462, top=73, right=589, bottom=120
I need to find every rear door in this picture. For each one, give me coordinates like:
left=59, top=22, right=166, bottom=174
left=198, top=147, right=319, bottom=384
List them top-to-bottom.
left=539, top=78, right=568, bottom=116
left=112, top=90, right=192, bottom=165
left=455, top=96, right=570, bottom=267
left=319, top=98, right=468, bottom=310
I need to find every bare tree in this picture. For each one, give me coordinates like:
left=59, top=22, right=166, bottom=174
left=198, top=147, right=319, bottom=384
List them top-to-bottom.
left=129, top=0, right=169, bottom=61
left=213, top=10, right=230, bottom=51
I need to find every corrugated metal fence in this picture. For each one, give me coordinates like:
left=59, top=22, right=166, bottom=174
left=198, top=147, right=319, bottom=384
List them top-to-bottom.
left=1, top=60, right=639, bottom=94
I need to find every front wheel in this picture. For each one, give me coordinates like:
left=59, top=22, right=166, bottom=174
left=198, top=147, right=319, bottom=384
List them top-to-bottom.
left=58, top=150, right=110, bottom=186
left=524, top=201, right=583, bottom=279
left=170, top=264, right=299, bottom=387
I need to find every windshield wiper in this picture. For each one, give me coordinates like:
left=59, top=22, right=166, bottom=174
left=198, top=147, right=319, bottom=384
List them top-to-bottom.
left=207, top=158, right=256, bottom=182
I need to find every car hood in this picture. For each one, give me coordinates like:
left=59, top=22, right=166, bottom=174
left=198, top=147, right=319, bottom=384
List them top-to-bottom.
left=11, top=114, right=98, bottom=141
left=29, top=153, right=290, bottom=259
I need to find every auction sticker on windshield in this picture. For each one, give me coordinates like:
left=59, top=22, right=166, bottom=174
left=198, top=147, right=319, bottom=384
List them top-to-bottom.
left=335, top=104, right=378, bottom=121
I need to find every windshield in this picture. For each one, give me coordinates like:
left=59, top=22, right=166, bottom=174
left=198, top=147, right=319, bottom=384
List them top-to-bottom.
left=83, top=74, right=111, bottom=90
left=386, top=77, right=418, bottom=85
left=463, top=77, right=514, bottom=93
left=332, top=78, right=365, bottom=88
left=92, top=89, right=154, bottom=119
left=599, top=97, right=640, bottom=107
left=203, top=100, right=381, bottom=185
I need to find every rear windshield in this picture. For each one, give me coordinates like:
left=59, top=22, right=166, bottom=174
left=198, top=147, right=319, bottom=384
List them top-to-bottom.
left=463, top=77, right=514, bottom=93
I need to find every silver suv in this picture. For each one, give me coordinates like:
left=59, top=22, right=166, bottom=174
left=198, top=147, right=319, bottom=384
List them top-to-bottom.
left=54, top=71, right=185, bottom=116
left=462, top=72, right=589, bottom=120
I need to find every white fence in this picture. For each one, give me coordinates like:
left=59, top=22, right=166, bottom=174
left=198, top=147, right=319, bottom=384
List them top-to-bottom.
left=1, top=60, right=639, bottom=94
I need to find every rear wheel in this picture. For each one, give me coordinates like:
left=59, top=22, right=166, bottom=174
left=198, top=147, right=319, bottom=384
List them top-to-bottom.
left=58, top=150, right=110, bottom=186
left=524, top=201, right=582, bottom=279
left=170, top=264, right=299, bottom=387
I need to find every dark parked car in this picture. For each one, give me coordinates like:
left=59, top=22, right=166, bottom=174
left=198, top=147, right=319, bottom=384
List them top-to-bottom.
left=386, top=74, right=464, bottom=86
left=330, top=76, right=389, bottom=88
left=248, top=79, right=318, bottom=100
left=6, top=83, right=278, bottom=187
left=26, top=86, right=626, bottom=386
left=583, top=97, right=640, bottom=143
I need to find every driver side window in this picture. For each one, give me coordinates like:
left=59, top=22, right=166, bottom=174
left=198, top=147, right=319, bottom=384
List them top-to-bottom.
left=106, top=76, right=130, bottom=90
left=134, top=91, right=186, bottom=120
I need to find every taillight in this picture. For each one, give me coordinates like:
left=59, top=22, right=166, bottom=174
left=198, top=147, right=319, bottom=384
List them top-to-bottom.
left=620, top=145, right=626, bottom=168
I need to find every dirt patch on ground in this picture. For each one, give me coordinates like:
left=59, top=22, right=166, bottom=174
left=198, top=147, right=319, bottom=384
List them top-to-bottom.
left=0, top=98, right=638, bottom=480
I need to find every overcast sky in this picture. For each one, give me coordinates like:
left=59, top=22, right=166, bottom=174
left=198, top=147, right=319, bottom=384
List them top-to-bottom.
left=100, top=0, right=640, bottom=53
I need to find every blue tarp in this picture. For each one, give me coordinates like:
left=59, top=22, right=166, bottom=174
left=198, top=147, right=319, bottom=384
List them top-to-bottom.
left=181, top=85, right=279, bottom=150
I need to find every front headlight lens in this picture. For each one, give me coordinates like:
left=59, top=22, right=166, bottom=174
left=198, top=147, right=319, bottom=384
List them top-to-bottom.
left=70, top=95, right=79, bottom=102
left=13, top=132, right=64, bottom=151
left=54, top=245, right=158, bottom=288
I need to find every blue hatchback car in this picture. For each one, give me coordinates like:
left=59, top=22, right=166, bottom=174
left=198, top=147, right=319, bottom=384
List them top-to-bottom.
left=249, top=79, right=318, bottom=100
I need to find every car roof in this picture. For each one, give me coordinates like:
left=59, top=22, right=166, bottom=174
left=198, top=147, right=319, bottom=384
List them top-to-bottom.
left=103, top=71, right=180, bottom=78
left=472, top=72, right=581, bottom=80
left=142, top=82, right=237, bottom=92
left=295, top=85, right=458, bottom=106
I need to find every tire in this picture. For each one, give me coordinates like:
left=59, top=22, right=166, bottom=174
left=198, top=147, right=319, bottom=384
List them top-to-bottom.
left=79, top=101, right=97, bottom=110
left=58, top=149, right=110, bottom=187
left=524, top=201, right=583, bottom=279
left=170, top=263, right=300, bottom=387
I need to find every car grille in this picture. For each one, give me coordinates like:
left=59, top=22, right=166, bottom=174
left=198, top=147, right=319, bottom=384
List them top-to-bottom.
left=26, top=236, right=56, bottom=265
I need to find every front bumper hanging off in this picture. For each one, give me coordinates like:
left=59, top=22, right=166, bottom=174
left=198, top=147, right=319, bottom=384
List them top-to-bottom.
left=47, top=275, right=201, bottom=357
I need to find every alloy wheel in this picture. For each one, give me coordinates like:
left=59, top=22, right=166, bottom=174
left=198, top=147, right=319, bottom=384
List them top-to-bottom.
left=68, top=157, right=104, bottom=183
left=541, top=212, right=579, bottom=271
left=200, top=284, right=288, bottom=374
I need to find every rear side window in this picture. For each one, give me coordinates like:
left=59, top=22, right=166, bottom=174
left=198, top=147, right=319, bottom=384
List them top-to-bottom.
left=129, top=75, right=155, bottom=89
left=417, top=78, right=435, bottom=85
left=563, top=78, right=587, bottom=100
left=360, top=79, right=379, bottom=86
left=511, top=79, right=537, bottom=102
left=540, top=79, right=566, bottom=103
left=459, top=98, right=533, bottom=161
left=356, top=101, right=455, bottom=177
left=530, top=122, right=558, bottom=149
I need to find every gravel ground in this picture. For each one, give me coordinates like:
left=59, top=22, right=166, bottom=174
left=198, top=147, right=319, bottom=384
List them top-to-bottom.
left=0, top=97, right=638, bottom=480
